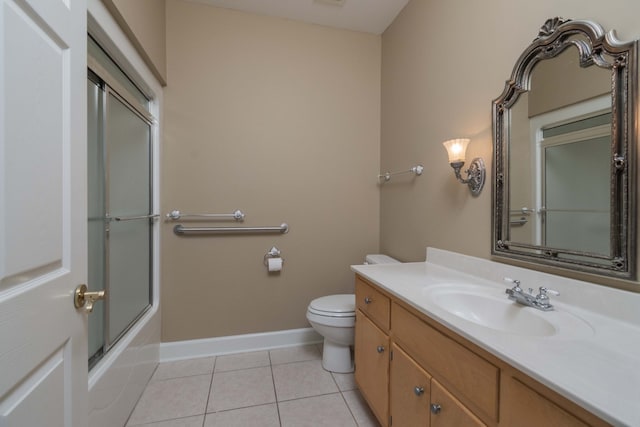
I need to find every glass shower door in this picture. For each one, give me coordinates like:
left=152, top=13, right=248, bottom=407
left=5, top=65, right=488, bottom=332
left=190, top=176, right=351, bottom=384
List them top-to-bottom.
left=87, top=70, right=153, bottom=367
left=105, top=89, right=152, bottom=344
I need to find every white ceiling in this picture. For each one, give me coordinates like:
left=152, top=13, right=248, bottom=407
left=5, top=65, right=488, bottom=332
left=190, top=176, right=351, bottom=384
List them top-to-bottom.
left=189, top=0, right=410, bottom=34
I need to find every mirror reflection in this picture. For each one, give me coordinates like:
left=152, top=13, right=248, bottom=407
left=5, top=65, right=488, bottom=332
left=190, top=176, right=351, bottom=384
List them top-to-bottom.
left=492, top=18, right=637, bottom=279
left=509, top=46, right=612, bottom=257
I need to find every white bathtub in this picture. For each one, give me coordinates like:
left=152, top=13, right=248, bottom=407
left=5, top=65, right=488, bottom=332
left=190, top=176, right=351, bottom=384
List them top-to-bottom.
left=88, top=307, right=160, bottom=427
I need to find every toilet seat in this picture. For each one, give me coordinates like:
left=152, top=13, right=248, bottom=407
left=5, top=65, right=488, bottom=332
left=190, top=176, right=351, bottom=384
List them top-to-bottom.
left=308, top=294, right=355, bottom=318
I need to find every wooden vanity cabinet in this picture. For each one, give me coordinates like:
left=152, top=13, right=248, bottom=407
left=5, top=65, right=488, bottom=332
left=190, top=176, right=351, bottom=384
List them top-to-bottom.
left=354, top=275, right=612, bottom=427
left=355, top=276, right=391, bottom=426
left=355, top=276, right=390, bottom=330
left=392, top=301, right=499, bottom=423
left=355, top=310, right=389, bottom=426
left=389, top=343, right=486, bottom=427
left=390, top=343, right=431, bottom=427
left=500, top=371, right=609, bottom=427
left=431, top=379, right=486, bottom=427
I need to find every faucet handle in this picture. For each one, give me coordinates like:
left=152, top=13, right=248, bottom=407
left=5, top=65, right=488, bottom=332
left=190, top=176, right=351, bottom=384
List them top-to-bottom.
left=504, top=277, right=522, bottom=291
left=535, top=287, right=559, bottom=310
left=536, top=287, right=559, bottom=306
left=538, top=287, right=560, bottom=297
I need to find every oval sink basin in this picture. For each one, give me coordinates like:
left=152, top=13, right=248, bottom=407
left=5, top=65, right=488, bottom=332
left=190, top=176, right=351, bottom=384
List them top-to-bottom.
left=425, top=284, right=593, bottom=338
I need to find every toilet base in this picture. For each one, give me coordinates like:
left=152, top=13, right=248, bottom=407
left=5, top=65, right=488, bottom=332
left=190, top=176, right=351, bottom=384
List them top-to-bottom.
left=321, top=338, right=353, bottom=373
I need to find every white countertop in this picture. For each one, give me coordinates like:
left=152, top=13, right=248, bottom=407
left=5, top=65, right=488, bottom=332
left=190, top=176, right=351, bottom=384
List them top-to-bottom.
left=351, top=249, right=640, bottom=427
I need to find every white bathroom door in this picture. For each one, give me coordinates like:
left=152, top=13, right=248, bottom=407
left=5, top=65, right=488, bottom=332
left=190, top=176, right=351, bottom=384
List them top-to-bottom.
left=0, top=0, right=88, bottom=426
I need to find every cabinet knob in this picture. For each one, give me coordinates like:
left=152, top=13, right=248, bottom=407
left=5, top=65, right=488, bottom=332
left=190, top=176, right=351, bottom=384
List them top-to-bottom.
left=364, top=297, right=372, bottom=304
left=376, top=345, right=385, bottom=353
left=414, top=386, right=425, bottom=396
left=430, top=403, right=442, bottom=414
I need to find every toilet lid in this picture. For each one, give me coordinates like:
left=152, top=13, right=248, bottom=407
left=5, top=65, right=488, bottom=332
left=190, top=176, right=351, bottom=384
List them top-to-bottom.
left=309, top=294, right=355, bottom=315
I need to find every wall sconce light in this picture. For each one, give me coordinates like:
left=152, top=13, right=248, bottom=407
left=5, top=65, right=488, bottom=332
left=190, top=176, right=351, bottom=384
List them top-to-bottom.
left=442, top=138, right=486, bottom=196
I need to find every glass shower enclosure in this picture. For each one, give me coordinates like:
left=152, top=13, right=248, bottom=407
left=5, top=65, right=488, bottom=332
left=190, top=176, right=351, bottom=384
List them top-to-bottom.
left=87, top=39, right=154, bottom=367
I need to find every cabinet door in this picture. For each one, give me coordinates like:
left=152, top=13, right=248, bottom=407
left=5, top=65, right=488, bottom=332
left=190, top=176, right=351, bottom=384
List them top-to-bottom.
left=355, top=310, right=390, bottom=426
left=390, top=343, right=431, bottom=427
left=431, top=379, right=486, bottom=427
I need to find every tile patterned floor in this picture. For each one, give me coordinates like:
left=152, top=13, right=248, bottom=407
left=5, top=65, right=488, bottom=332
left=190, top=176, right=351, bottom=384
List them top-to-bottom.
left=126, top=344, right=380, bottom=427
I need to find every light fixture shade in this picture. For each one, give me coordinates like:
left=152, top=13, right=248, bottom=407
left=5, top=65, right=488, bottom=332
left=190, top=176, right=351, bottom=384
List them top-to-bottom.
left=442, top=138, right=470, bottom=163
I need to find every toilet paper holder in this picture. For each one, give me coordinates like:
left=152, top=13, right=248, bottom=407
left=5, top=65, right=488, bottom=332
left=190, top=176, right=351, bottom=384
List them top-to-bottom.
left=264, top=246, right=284, bottom=266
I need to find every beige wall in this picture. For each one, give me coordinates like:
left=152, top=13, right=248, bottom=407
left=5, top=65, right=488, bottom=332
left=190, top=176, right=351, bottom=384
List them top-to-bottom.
left=103, top=0, right=167, bottom=85
left=162, top=0, right=381, bottom=342
left=380, top=0, right=640, bottom=275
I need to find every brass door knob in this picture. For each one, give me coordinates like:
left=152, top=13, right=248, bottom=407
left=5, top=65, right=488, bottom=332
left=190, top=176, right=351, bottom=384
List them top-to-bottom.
left=74, top=284, right=106, bottom=313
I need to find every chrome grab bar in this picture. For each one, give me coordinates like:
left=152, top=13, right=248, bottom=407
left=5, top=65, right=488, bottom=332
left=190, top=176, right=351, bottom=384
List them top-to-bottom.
left=509, top=207, right=536, bottom=215
left=166, top=209, right=245, bottom=221
left=114, top=214, right=160, bottom=222
left=510, top=218, right=528, bottom=226
left=173, top=223, right=289, bottom=236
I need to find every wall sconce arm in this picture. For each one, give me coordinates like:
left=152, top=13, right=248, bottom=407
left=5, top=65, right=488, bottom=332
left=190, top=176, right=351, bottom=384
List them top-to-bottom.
left=449, top=158, right=486, bottom=196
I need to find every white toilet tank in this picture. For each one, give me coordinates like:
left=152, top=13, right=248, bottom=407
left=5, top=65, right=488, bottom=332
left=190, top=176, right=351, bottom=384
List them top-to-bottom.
left=364, top=254, right=400, bottom=264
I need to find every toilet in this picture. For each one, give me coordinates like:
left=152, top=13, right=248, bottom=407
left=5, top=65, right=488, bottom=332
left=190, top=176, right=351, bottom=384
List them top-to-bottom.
left=306, top=254, right=400, bottom=373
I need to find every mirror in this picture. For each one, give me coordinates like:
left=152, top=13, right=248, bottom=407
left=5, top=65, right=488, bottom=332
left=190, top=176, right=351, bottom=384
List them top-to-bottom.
left=492, top=18, right=637, bottom=279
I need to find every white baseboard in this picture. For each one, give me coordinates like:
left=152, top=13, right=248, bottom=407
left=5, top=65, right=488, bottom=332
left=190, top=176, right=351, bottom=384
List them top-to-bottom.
left=159, top=327, right=323, bottom=362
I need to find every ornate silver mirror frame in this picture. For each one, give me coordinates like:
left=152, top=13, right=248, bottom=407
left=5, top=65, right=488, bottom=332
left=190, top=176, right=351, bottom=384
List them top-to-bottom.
left=492, top=18, right=638, bottom=279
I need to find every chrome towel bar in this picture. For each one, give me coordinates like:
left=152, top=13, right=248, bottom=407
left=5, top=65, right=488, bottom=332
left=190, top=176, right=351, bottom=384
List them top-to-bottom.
left=378, top=164, right=424, bottom=182
left=166, top=209, right=245, bottom=221
left=114, top=214, right=160, bottom=221
left=173, top=223, right=289, bottom=236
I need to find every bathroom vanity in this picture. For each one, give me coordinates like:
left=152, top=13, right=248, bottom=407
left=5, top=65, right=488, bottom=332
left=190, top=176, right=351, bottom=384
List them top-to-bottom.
left=352, top=16, right=640, bottom=427
left=352, top=249, right=640, bottom=427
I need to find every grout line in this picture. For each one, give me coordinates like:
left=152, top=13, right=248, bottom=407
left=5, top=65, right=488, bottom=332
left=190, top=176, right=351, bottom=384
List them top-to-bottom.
left=213, top=350, right=271, bottom=373
left=267, top=350, right=283, bottom=426
left=201, top=356, right=217, bottom=426
left=123, top=361, right=160, bottom=426
left=213, top=363, right=272, bottom=373
left=339, top=390, right=360, bottom=427
left=276, top=391, right=343, bottom=404
left=204, top=401, right=279, bottom=416
left=128, top=414, right=206, bottom=427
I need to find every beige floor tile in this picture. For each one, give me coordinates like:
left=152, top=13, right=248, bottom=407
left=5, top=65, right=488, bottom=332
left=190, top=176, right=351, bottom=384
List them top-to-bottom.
left=269, top=344, right=321, bottom=365
left=214, top=351, right=270, bottom=372
left=152, top=357, right=215, bottom=381
left=272, top=360, right=339, bottom=401
left=208, top=366, right=276, bottom=412
left=331, top=372, right=357, bottom=391
left=127, top=375, right=211, bottom=426
left=342, top=390, right=380, bottom=427
left=279, top=393, right=357, bottom=427
left=204, top=404, right=280, bottom=427
left=128, top=415, right=205, bottom=427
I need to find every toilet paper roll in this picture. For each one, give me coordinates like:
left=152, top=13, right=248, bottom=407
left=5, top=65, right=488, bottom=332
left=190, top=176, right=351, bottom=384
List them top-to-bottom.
left=267, top=257, right=283, bottom=272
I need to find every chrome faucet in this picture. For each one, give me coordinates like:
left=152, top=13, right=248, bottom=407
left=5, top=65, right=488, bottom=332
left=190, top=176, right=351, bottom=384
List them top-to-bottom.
left=504, top=277, right=559, bottom=311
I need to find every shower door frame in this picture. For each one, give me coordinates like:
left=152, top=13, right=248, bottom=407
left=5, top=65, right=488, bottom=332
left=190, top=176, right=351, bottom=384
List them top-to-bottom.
left=88, top=59, right=155, bottom=365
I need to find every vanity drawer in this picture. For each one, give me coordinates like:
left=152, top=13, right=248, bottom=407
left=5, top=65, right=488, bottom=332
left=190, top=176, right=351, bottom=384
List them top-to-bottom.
left=355, top=276, right=390, bottom=331
left=391, top=302, right=499, bottom=422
